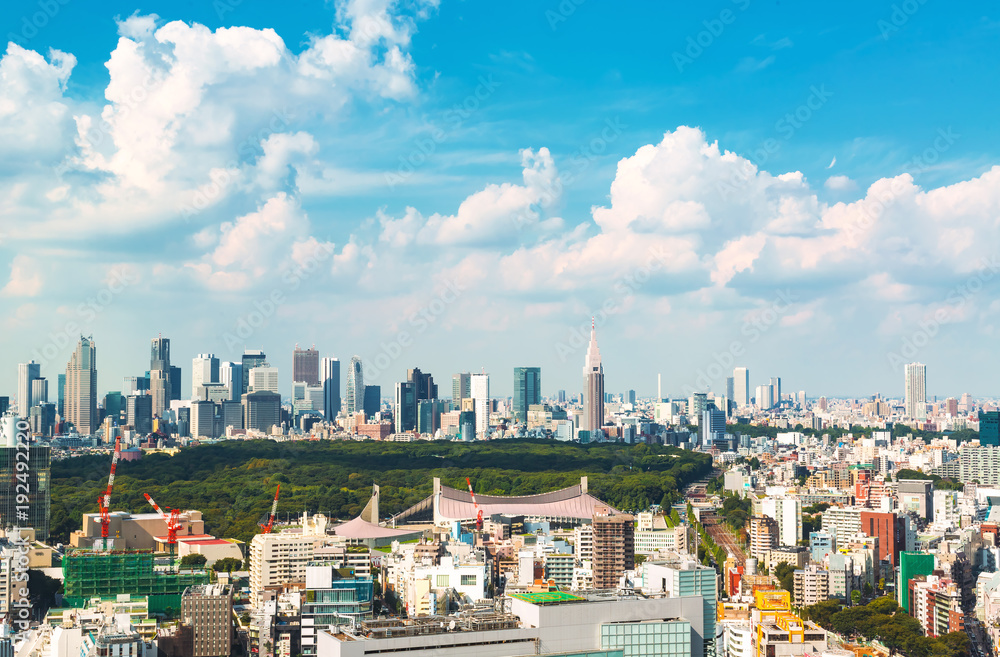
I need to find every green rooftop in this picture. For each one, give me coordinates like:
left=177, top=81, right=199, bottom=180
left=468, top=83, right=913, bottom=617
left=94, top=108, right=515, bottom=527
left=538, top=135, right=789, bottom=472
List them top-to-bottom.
left=510, top=591, right=584, bottom=605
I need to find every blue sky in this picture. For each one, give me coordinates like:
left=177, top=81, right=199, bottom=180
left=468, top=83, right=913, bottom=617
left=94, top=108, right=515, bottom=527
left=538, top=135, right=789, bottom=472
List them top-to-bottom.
left=1, top=0, right=999, bottom=402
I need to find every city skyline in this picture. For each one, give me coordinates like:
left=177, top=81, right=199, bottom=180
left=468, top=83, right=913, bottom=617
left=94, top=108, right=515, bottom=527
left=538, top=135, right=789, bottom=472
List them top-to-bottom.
left=1, top=2, right=999, bottom=400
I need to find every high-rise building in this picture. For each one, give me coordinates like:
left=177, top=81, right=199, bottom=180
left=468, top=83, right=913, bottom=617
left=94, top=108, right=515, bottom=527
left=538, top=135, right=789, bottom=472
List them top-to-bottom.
left=582, top=320, right=605, bottom=435
left=65, top=336, right=98, bottom=435
left=149, top=337, right=172, bottom=418
left=293, top=345, right=320, bottom=386
left=241, top=349, right=267, bottom=396
left=192, top=354, right=220, bottom=399
left=321, top=357, right=341, bottom=421
left=346, top=357, right=364, bottom=414
left=17, top=361, right=40, bottom=418
left=219, top=362, right=242, bottom=402
left=904, top=362, right=927, bottom=420
left=170, top=365, right=181, bottom=401
left=248, top=366, right=279, bottom=393
left=513, top=367, right=541, bottom=423
left=733, top=367, right=749, bottom=408
left=407, top=368, right=438, bottom=401
left=57, top=373, right=65, bottom=417
left=452, top=373, right=471, bottom=409
left=470, top=373, right=490, bottom=437
left=725, top=377, right=734, bottom=404
left=770, top=377, right=782, bottom=406
left=30, top=378, right=48, bottom=407
left=394, top=382, right=417, bottom=432
left=755, top=384, right=775, bottom=409
left=363, top=385, right=380, bottom=419
left=243, top=391, right=281, bottom=433
left=126, top=395, right=153, bottom=434
left=190, top=400, right=217, bottom=439
left=417, top=400, right=446, bottom=435
left=701, top=407, right=725, bottom=447
left=980, top=411, right=1000, bottom=447
left=0, top=441, right=51, bottom=539
left=758, top=497, right=801, bottom=547
left=592, top=505, right=634, bottom=589
left=860, top=510, right=907, bottom=569
left=748, top=515, right=779, bottom=560
left=181, top=584, right=233, bottom=657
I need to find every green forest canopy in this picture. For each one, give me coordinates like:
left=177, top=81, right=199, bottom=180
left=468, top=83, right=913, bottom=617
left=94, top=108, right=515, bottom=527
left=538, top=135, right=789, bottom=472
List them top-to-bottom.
left=50, top=439, right=712, bottom=545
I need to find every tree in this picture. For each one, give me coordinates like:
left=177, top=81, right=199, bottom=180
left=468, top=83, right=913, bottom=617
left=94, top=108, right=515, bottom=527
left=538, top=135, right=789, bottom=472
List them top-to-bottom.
left=748, top=457, right=760, bottom=470
left=180, top=553, right=207, bottom=568
left=212, top=557, right=243, bottom=572
left=863, top=582, right=873, bottom=597
left=851, top=590, right=861, bottom=606
left=866, top=596, right=898, bottom=615
left=802, top=599, right=841, bottom=628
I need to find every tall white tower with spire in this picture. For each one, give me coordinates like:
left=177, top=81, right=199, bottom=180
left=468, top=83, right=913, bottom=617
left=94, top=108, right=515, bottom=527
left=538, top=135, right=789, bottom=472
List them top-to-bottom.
left=582, top=318, right=605, bottom=436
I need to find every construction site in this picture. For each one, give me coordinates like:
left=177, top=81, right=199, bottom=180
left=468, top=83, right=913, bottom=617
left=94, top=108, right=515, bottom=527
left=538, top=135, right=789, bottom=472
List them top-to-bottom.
left=61, top=550, right=209, bottom=611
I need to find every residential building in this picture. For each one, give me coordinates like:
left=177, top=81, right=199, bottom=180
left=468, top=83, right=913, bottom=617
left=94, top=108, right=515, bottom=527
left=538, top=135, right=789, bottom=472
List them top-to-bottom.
left=904, top=362, right=927, bottom=420
left=591, top=506, right=634, bottom=589
left=748, top=516, right=778, bottom=561
left=793, top=565, right=829, bottom=606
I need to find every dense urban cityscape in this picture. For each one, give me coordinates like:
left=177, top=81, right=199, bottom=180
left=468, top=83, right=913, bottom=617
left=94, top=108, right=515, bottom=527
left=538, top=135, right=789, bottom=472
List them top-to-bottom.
left=2, top=1, right=998, bottom=657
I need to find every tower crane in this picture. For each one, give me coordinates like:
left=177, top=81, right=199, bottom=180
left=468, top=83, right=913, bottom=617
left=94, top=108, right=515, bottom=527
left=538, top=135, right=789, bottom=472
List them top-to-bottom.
left=97, top=436, right=122, bottom=551
left=260, top=485, right=280, bottom=534
left=144, top=493, right=182, bottom=562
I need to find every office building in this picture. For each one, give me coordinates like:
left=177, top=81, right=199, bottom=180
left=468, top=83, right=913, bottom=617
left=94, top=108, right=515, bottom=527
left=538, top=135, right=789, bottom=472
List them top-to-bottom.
left=582, top=321, right=605, bottom=434
left=65, top=336, right=98, bottom=435
left=150, top=337, right=172, bottom=418
left=293, top=345, right=320, bottom=386
left=241, top=349, right=267, bottom=396
left=191, top=354, right=220, bottom=399
left=346, top=356, right=364, bottom=414
left=321, top=357, right=341, bottom=421
left=17, top=361, right=40, bottom=417
left=219, top=361, right=243, bottom=402
left=904, top=362, right=927, bottom=420
left=170, top=365, right=182, bottom=401
left=248, top=366, right=279, bottom=393
left=407, top=367, right=438, bottom=401
left=513, top=367, right=541, bottom=423
left=733, top=367, right=749, bottom=408
left=57, top=373, right=65, bottom=417
left=451, top=373, right=470, bottom=408
left=470, top=373, right=490, bottom=437
left=725, top=376, right=734, bottom=404
left=769, top=377, right=781, bottom=405
left=30, top=378, right=47, bottom=409
left=394, top=382, right=417, bottom=432
left=755, top=384, right=774, bottom=410
left=363, top=385, right=380, bottom=419
left=243, top=391, right=281, bottom=433
left=126, top=395, right=153, bottom=434
left=190, top=400, right=217, bottom=439
left=417, top=400, right=445, bottom=435
left=701, top=406, right=725, bottom=447
left=979, top=410, right=1000, bottom=447
left=0, top=442, right=51, bottom=540
left=591, top=506, right=634, bottom=589
left=860, top=511, right=907, bottom=568
left=643, top=560, right=716, bottom=657
left=302, top=565, right=374, bottom=654
left=182, top=584, right=233, bottom=657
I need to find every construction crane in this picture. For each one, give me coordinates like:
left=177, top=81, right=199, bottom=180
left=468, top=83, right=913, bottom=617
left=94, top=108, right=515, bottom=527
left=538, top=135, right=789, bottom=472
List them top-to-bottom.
left=96, top=436, right=122, bottom=551
left=465, top=477, right=483, bottom=530
left=259, top=485, right=280, bottom=534
left=144, top=493, right=182, bottom=562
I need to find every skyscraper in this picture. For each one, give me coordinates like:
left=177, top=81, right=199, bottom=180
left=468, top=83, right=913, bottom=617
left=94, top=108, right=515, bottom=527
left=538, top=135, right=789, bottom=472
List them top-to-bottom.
left=582, top=320, right=605, bottom=435
left=65, top=336, right=98, bottom=435
left=149, top=337, right=171, bottom=418
left=293, top=345, right=320, bottom=386
left=241, top=349, right=267, bottom=396
left=192, top=354, right=220, bottom=398
left=346, top=356, right=364, bottom=414
left=321, top=357, right=341, bottom=421
left=17, top=361, right=40, bottom=417
left=219, top=362, right=243, bottom=402
left=904, top=362, right=927, bottom=420
left=248, top=366, right=279, bottom=393
left=513, top=367, right=541, bottom=423
left=733, top=367, right=749, bottom=408
left=407, top=368, right=438, bottom=401
left=471, top=372, right=490, bottom=437
left=57, top=373, right=65, bottom=418
left=452, top=373, right=470, bottom=408
left=725, top=377, right=734, bottom=403
left=770, top=377, right=782, bottom=406
left=394, top=382, right=416, bottom=432
left=755, top=384, right=774, bottom=409
left=363, top=385, right=380, bottom=419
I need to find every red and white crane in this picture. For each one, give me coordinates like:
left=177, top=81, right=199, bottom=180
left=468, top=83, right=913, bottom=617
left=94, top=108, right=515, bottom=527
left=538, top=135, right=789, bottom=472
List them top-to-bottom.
left=96, top=437, right=122, bottom=551
left=465, top=477, right=483, bottom=530
left=259, top=485, right=280, bottom=534
left=144, top=493, right=182, bottom=558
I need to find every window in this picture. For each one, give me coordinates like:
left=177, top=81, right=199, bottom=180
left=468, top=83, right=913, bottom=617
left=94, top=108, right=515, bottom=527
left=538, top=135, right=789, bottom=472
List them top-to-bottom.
left=436, top=575, right=449, bottom=587
left=461, top=575, right=477, bottom=587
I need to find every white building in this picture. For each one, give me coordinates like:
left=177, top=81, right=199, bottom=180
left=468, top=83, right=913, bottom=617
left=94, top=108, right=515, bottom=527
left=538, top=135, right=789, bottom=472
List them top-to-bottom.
left=191, top=354, right=219, bottom=399
left=904, top=362, right=927, bottom=420
left=249, top=367, right=280, bottom=394
left=470, top=373, right=490, bottom=437
left=757, top=497, right=801, bottom=547
left=249, top=514, right=332, bottom=601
